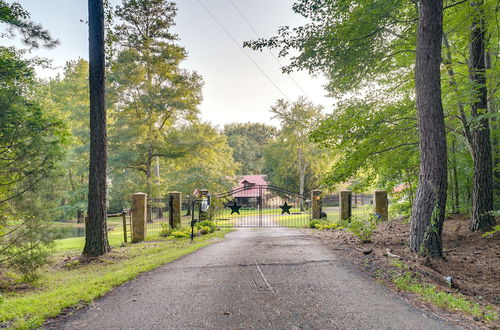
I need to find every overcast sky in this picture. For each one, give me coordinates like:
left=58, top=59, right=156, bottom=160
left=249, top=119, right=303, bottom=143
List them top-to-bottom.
left=1, top=0, right=333, bottom=127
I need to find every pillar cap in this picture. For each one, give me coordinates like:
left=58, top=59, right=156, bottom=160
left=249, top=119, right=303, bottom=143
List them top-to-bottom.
left=132, top=192, right=147, bottom=196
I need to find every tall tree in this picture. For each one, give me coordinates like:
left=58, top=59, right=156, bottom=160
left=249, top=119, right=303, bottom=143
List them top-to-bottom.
left=83, top=0, right=110, bottom=256
left=108, top=0, right=203, bottom=201
left=409, top=0, right=447, bottom=258
left=468, top=1, right=495, bottom=231
left=40, top=60, right=91, bottom=222
left=267, top=97, right=326, bottom=208
left=223, top=123, right=277, bottom=174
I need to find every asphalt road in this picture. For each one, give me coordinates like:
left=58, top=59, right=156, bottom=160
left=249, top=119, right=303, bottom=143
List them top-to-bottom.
left=48, top=228, right=457, bottom=329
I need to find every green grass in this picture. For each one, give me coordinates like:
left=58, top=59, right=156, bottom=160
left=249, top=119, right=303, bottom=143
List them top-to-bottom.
left=0, top=230, right=230, bottom=329
left=389, top=266, right=498, bottom=323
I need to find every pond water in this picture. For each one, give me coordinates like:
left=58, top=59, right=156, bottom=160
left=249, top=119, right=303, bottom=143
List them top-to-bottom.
left=53, top=226, right=85, bottom=239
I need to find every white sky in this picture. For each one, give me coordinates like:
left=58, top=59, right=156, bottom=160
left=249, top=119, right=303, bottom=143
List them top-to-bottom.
left=1, top=0, right=333, bottom=127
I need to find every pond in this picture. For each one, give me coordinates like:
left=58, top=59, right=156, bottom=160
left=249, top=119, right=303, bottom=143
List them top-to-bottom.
left=52, top=226, right=85, bottom=239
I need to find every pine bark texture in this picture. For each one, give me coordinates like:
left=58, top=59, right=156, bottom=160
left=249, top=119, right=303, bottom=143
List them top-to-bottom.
left=83, top=0, right=110, bottom=256
left=410, top=0, right=447, bottom=259
left=468, top=1, right=495, bottom=231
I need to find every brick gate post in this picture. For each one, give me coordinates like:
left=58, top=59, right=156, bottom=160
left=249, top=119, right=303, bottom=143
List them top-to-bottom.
left=311, top=190, right=323, bottom=219
left=339, top=190, right=352, bottom=222
left=374, top=190, right=388, bottom=221
left=169, top=191, right=182, bottom=228
left=132, top=192, right=147, bottom=243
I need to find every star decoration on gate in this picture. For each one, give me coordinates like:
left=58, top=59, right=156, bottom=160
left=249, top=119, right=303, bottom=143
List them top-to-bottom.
left=229, top=201, right=242, bottom=215
left=279, top=201, right=293, bottom=215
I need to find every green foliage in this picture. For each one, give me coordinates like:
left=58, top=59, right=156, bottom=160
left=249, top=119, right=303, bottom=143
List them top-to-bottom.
left=0, top=0, right=58, bottom=48
left=108, top=0, right=204, bottom=199
left=0, top=47, right=66, bottom=280
left=38, top=59, right=90, bottom=220
left=263, top=97, right=330, bottom=195
left=223, top=123, right=277, bottom=174
left=165, top=124, right=239, bottom=196
left=390, top=198, right=412, bottom=219
left=2, top=215, right=54, bottom=282
left=347, top=215, right=378, bottom=243
left=308, top=219, right=339, bottom=230
left=308, top=219, right=322, bottom=228
left=195, top=220, right=217, bottom=233
left=159, top=223, right=173, bottom=237
left=482, top=225, right=500, bottom=237
left=171, top=229, right=190, bottom=238
left=393, top=272, right=498, bottom=322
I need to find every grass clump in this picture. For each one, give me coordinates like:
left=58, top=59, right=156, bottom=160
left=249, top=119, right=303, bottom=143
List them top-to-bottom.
left=393, top=271, right=498, bottom=322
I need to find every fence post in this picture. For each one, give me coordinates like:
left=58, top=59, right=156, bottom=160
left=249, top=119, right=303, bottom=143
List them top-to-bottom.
left=311, top=190, right=322, bottom=219
left=339, top=190, right=352, bottom=222
left=374, top=190, right=388, bottom=221
left=169, top=191, right=181, bottom=228
left=132, top=192, right=147, bottom=243
left=122, top=211, right=128, bottom=243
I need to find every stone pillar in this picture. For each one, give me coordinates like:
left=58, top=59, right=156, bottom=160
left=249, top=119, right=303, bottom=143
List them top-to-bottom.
left=198, top=189, right=209, bottom=220
left=311, top=190, right=323, bottom=219
left=339, top=190, right=352, bottom=222
left=374, top=190, right=388, bottom=221
left=169, top=191, right=181, bottom=228
left=132, top=192, right=147, bottom=243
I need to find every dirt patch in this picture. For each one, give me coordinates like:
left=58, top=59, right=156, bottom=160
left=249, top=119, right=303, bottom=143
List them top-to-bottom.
left=307, top=214, right=499, bottom=329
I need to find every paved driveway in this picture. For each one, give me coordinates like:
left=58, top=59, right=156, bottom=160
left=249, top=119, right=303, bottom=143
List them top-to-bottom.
left=48, top=228, right=457, bottom=329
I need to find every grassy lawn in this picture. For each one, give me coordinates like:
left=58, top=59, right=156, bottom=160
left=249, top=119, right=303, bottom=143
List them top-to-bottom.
left=324, top=205, right=374, bottom=223
left=52, top=218, right=130, bottom=253
left=0, top=230, right=231, bottom=329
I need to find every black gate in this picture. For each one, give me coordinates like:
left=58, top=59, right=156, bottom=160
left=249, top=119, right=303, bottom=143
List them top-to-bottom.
left=210, top=185, right=311, bottom=228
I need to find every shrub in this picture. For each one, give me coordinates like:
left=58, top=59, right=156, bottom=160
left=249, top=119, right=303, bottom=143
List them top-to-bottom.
left=2, top=215, right=54, bottom=282
left=347, top=216, right=377, bottom=243
left=308, top=219, right=322, bottom=228
left=308, top=219, right=340, bottom=230
left=195, top=220, right=217, bottom=233
left=159, top=223, right=173, bottom=237
left=171, top=229, right=190, bottom=238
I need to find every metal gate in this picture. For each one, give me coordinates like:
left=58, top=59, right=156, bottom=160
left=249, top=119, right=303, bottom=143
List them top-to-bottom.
left=210, top=185, right=311, bottom=228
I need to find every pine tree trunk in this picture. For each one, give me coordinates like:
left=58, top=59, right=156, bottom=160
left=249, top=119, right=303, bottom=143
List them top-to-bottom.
left=83, top=0, right=110, bottom=256
left=410, top=0, right=447, bottom=259
left=468, top=1, right=495, bottom=231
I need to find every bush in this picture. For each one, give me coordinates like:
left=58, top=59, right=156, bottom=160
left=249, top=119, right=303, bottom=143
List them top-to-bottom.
left=2, top=215, right=54, bottom=282
left=347, top=216, right=377, bottom=243
left=308, top=219, right=322, bottom=228
left=308, top=219, right=340, bottom=230
left=195, top=220, right=217, bottom=233
left=159, top=223, right=173, bottom=237
left=171, top=228, right=191, bottom=238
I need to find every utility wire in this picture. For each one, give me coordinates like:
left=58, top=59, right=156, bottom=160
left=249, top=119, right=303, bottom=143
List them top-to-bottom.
left=196, top=0, right=291, bottom=101
left=229, top=0, right=310, bottom=99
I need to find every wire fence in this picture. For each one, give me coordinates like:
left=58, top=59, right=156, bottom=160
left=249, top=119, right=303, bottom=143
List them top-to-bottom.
left=146, top=197, right=170, bottom=238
